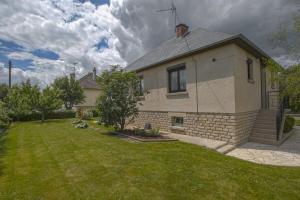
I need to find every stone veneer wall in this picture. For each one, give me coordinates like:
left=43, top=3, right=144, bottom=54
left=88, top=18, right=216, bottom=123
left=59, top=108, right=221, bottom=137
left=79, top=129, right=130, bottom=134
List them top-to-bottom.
left=133, top=111, right=259, bottom=145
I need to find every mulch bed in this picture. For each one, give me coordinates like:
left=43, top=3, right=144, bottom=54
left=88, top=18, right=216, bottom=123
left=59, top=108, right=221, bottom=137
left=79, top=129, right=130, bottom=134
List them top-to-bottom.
left=112, top=130, right=178, bottom=142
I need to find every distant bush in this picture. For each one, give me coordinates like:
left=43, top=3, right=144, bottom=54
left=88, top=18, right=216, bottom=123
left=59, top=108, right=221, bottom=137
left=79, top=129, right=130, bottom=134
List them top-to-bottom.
left=0, top=101, right=10, bottom=129
left=9, top=110, right=76, bottom=122
left=82, top=110, right=94, bottom=120
left=283, top=116, right=295, bottom=133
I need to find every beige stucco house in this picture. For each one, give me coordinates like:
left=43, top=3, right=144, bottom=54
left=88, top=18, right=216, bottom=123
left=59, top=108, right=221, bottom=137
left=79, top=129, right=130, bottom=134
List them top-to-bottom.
left=126, top=24, right=281, bottom=146
left=75, top=67, right=101, bottom=110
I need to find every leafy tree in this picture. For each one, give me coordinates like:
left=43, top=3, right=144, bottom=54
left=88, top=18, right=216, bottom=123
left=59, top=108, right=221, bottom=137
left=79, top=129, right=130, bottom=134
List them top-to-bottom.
left=97, top=66, right=140, bottom=130
left=52, top=76, right=85, bottom=110
left=4, top=81, right=32, bottom=120
left=0, top=84, right=8, bottom=101
left=33, top=86, right=63, bottom=122
left=0, top=101, right=10, bottom=129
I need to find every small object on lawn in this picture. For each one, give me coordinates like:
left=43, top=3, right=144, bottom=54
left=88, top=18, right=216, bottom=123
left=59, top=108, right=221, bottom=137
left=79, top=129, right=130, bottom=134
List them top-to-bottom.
left=144, top=123, right=152, bottom=130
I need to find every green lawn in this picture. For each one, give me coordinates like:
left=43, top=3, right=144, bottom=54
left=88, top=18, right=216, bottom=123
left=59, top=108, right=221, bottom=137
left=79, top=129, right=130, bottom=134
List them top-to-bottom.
left=296, top=119, right=300, bottom=126
left=0, top=120, right=300, bottom=200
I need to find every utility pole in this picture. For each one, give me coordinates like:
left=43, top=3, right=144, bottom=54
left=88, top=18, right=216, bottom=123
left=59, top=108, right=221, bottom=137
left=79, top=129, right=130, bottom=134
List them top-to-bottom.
left=8, top=60, right=12, bottom=88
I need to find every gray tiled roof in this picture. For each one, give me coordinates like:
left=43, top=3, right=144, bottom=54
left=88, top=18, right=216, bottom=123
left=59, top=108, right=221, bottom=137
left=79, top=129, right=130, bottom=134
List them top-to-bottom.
left=126, top=27, right=268, bottom=71
left=78, top=73, right=100, bottom=90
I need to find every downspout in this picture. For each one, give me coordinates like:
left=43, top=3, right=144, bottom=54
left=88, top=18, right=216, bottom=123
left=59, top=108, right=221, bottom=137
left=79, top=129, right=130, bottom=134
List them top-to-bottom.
left=192, top=57, right=199, bottom=114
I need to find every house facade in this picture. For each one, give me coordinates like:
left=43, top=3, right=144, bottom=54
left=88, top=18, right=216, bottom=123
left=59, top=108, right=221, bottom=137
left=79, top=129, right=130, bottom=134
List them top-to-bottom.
left=127, top=24, right=279, bottom=145
left=75, top=67, right=101, bottom=110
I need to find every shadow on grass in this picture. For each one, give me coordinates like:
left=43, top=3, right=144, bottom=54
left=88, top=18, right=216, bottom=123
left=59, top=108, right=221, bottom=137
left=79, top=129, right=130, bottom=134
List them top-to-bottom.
left=30, top=119, right=71, bottom=125
left=0, top=129, right=8, bottom=176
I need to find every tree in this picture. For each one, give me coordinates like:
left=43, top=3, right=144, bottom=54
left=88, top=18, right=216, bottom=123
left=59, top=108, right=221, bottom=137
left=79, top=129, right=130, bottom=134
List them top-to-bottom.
left=97, top=66, right=140, bottom=130
left=52, top=76, right=85, bottom=110
left=4, top=81, right=32, bottom=120
left=0, top=84, right=8, bottom=101
left=34, top=86, right=63, bottom=122
left=0, top=101, right=10, bottom=129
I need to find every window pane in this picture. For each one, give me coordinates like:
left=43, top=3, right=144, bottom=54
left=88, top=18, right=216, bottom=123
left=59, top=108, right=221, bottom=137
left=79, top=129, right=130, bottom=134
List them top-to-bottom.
left=179, top=69, right=186, bottom=90
left=170, top=71, right=178, bottom=91
left=172, top=117, right=184, bottom=127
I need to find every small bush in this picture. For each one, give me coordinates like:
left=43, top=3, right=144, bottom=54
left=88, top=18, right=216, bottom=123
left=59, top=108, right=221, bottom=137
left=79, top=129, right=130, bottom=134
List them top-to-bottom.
left=0, top=101, right=10, bottom=129
left=82, top=110, right=94, bottom=120
left=283, top=116, right=295, bottom=133
left=72, top=119, right=83, bottom=125
left=74, top=122, right=88, bottom=129
left=133, top=128, right=160, bottom=137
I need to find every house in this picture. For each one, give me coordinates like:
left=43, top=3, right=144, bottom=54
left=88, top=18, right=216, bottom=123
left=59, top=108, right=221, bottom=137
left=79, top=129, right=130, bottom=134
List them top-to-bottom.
left=126, top=24, right=281, bottom=146
left=75, top=67, right=101, bottom=110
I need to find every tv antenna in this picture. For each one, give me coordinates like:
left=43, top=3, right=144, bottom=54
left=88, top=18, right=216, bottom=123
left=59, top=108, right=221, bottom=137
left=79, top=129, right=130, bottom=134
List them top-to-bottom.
left=157, top=0, right=177, bottom=32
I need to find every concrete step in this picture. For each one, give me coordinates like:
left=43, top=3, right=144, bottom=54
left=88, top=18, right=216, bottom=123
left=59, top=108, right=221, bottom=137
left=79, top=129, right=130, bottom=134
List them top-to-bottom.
left=249, top=137, right=278, bottom=145
left=216, top=144, right=235, bottom=154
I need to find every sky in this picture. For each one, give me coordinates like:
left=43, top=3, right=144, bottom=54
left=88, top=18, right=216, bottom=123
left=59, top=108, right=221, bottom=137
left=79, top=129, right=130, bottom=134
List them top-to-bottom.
left=0, top=0, right=299, bottom=87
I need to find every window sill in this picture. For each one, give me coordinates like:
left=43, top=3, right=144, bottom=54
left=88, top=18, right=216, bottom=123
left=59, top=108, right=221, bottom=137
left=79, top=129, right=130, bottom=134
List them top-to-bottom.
left=248, top=79, right=255, bottom=84
left=166, top=91, right=188, bottom=97
left=170, top=126, right=185, bottom=131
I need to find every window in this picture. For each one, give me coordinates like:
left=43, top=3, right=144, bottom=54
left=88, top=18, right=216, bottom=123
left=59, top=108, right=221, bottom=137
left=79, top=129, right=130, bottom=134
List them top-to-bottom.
left=247, top=58, right=254, bottom=81
left=168, top=65, right=186, bottom=93
left=139, top=76, right=144, bottom=96
left=172, top=116, right=184, bottom=127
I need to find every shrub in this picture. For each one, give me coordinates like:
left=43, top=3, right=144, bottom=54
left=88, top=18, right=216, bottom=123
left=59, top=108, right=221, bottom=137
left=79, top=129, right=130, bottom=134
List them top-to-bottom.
left=0, top=101, right=10, bottom=129
left=91, top=109, right=99, bottom=117
left=9, top=110, right=76, bottom=122
left=82, top=110, right=93, bottom=120
left=283, top=116, right=295, bottom=133
left=72, top=119, right=83, bottom=125
left=74, top=122, right=88, bottom=129
left=133, top=128, right=160, bottom=137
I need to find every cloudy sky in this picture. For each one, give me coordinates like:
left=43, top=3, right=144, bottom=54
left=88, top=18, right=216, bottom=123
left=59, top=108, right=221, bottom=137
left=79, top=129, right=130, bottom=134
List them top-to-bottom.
left=0, top=0, right=299, bottom=87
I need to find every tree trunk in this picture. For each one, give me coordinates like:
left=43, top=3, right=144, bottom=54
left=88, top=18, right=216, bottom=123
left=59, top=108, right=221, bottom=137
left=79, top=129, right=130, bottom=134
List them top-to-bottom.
left=120, top=118, right=125, bottom=130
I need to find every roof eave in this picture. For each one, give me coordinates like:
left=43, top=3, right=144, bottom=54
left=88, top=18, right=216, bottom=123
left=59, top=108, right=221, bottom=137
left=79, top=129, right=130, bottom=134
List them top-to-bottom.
left=127, top=34, right=276, bottom=72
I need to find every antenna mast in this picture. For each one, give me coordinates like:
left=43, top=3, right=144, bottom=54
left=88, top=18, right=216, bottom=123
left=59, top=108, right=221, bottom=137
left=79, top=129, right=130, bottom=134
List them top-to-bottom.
left=157, top=0, right=177, bottom=32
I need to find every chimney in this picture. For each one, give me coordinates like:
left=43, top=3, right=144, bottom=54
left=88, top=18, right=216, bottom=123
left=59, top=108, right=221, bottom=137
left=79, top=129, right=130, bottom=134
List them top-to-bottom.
left=176, top=24, right=189, bottom=38
left=8, top=60, right=12, bottom=88
left=93, top=67, right=96, bottom=80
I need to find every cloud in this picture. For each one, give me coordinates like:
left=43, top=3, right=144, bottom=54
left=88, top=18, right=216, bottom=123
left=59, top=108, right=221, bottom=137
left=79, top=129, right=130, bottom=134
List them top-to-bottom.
left=0, top=0, right=298, bottom=87
left=0, top=0, right=127, bottom=86
left=110, top=0, right=299, bottom=63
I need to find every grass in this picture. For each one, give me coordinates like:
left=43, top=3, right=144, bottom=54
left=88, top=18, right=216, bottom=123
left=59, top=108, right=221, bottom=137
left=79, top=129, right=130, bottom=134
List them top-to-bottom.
left=296, top=119, right=300, bottom=126
left=0, top=120, right=300, bottom=200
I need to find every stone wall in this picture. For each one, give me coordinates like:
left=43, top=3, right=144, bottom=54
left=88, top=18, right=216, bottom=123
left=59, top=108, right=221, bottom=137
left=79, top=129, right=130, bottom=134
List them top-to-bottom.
left=132, top=110, right=259, bottom=145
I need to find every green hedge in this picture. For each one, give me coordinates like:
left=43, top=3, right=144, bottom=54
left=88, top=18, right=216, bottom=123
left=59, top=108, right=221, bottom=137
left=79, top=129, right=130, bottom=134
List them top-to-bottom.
left=9, top=110, right=76, bottom=122
left=283, top=116, right=295, bottom=133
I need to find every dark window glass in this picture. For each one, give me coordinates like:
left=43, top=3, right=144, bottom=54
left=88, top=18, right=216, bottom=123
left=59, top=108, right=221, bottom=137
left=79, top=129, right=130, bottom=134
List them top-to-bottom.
left=247, top=58, right=254, bottom=81
left=168, top=65, right=186, bottom=93
left=172, top=117, right=184, bottom=127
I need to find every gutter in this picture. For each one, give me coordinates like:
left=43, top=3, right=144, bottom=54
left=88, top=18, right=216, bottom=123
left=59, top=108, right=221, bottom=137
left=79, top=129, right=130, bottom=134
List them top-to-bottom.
left=127, top=34, right=276, bottom=73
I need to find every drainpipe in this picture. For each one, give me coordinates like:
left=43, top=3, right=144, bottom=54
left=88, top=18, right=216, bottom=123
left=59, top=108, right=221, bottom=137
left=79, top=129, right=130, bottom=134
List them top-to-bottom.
left=192, top=57, right=199, bottom=114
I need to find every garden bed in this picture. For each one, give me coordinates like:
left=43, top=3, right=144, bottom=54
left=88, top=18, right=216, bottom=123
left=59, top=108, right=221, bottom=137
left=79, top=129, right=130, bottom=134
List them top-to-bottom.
left=114, top=129, right=177, bottom=142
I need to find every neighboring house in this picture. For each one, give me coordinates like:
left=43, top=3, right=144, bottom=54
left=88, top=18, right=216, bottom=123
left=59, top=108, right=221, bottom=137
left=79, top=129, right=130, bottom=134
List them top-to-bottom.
left=126, top=24, right=281, bottom=146
left=75, top=67, right=101, bottom=110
